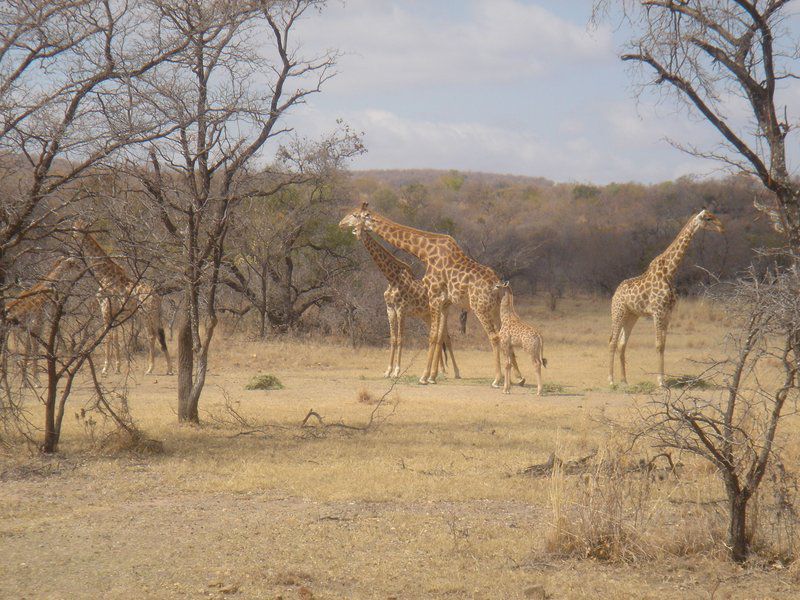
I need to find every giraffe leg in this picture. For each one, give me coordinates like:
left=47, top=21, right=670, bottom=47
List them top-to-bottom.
left=99, top=298, right=112, bottom=375
left=420, top=300, right=444, bottom=385
left=426, top=303, right=449, bottom=384
left=384, top=304, right=397, bottom=378
left=608, top=307, right=626, bottom=386
left=474, top=308, right=502, bottom=387
left=392, top=309, right=405, bottom=378
left=618, top=314, right=638, bottom=385
left=654, top=314, right=669, bottom=387
left=29, top=324, right=42, bottom=387
left=113, top=326, right=122, bottom=374
left=443, top=326, right=461, bottom=379
left=145, top=328, right=156, bottom=375
left=162, top=332, right=173, bottom=375
left=503, top=343, right=512, bottom=394
left=533, top=343, right=543, bottom=396
left=509, top=348, right=525, bottom=386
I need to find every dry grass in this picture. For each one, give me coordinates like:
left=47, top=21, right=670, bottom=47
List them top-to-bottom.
left=1, top=296, right=799, bottom=599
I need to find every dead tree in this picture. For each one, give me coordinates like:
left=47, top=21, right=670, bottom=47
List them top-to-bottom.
left=130, top=0, right=339, bottom=422
left=599, top=0, right=800, bottom=252
left=637, top=262, right=800, bottom=561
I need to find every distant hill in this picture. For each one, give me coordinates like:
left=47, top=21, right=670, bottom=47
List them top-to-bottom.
left=351, top=168, right=554, bottom=189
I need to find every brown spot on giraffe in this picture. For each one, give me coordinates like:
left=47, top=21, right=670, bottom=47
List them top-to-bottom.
left=609, top=209, right=724, bottom=387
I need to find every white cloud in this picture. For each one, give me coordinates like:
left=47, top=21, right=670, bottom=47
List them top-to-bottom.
left=295, top=0, right=613, bottom=90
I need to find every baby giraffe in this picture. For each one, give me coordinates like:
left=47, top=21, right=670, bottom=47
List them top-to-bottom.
left=496, top=281, right=547, bottom=395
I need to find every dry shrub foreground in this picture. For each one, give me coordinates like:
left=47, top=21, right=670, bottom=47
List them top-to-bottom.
left=1, top=298, right=799, bottom=599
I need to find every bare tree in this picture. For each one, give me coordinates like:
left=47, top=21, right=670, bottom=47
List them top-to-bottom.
left=131, top=0, right=338, bottom=422
left=597, top=0, right=800, bottom=250
left=223, top=134, right=363, bottom=337
left=638, top=262, right=799, bottom=561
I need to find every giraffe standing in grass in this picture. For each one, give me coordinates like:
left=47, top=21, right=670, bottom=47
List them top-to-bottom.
left=340, top=203, right=524, bottom=386
left=608, top=209, right=724, bottom=387
left=73, top=221, right=173, bottom=375
left=347, top=221, right=461, bottom=378
left=4, top=257, right=82, bottom=384
left=496, top=281, right=546, bottom=396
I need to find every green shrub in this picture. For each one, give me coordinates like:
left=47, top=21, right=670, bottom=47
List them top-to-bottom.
left=245, top=374, right=283, bottom=391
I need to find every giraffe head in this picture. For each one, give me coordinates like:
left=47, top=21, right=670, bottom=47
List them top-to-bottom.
left=338, top=202, right=375, bottom=239
left=695, top=209, right=724, bottom=233
left=493, top=280, right=512, bottom=309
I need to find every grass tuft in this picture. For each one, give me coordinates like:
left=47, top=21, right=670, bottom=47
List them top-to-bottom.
left=245, top=373, right=284, bottom=391
left=665, top=374, right=716, bottom=390
left=622, top=382, right=659, bottom=395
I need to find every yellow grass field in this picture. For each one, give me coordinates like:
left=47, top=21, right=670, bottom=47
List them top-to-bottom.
left=2, top=297, right=799, bottom=599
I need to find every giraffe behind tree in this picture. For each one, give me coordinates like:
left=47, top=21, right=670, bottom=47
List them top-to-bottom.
left=608, top=209, right=724, bottom=387
left=73, top=221, right=173, bottom=376
left=5, top=256, right=83, bottom=385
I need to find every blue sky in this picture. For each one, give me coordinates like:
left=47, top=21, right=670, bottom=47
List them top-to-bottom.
left=283, top=0, right=796, bottom=184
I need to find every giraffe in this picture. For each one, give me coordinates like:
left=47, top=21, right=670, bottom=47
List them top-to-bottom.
left=339, top=203, right=524, bottom=386
left=608, top=209, right=724, bottom=387
left=73, top=221, right=173, bottom=376
left=346, top=222, right=461, bottom=378
left=4, top=257, right=83, bottom=385
left=495, top=281, right=546, bottom=395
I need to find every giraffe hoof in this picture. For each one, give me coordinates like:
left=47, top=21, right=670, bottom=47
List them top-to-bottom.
left=391, top=368, right=401, bottom=378
left=454, top=374, right=461, bottom=380
left=418, top=377, right=429, bottom=385
left=426, top=377, right=437, bottom=384
left=517, top=378, right=526, bottom=387
left=491, top=381, right=501, bottom=389
left=503, top=389, right=511, bottom=395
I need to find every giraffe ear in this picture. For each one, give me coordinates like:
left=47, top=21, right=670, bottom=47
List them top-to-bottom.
left=361, top=201, right=369, bottom=211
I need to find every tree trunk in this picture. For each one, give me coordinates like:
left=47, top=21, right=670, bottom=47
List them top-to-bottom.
left=259, top=307, right=267, bottom=339
left=176, top=314, right=197, bottom=423
left=42, top=358, right=59, bottom=453
left=728, top=494, right=749, bottom=563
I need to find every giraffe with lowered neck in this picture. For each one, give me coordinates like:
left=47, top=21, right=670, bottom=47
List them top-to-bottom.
left=340, top=203, right=524, bottom=386
left=609, top=209, right=724, bottom=387
left=73, top=221, right=173, bottom=375
left=351, top=224, right=461, bottom=378
left=5, top=256, right=83, bottom=384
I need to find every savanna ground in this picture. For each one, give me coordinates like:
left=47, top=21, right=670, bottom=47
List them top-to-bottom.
left=2, top=297, right=799, bottom=599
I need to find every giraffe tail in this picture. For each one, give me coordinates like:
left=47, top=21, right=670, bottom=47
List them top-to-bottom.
left=158, top=327, right=167, bottom=352
left=540, top=338, right=547, bottom=368
left=441, top=339, right=449, bottom=368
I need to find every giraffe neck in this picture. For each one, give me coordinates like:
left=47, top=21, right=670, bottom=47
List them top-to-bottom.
left=368, top=214, right=455, bottom=264
left=650, top=217, right=701, bottom=283
left=79, top=232, right=132, bottom=293
left=361, top=232, right=413, bottom=285
left=6, top=258, right=76, bottom=319
left=500, top=289, right=516, bottom=321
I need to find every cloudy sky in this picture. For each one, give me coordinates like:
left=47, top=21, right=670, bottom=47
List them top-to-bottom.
left=281, top=0, right=785, bottom=184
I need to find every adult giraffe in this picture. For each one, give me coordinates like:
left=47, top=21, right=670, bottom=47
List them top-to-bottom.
left=340, top=203, right=523, bottom=386
left=609, top=209, right=724, bottom=387
left=344, top=219, right=460, bottom=378
left=73, top=221, right=173, bottom=375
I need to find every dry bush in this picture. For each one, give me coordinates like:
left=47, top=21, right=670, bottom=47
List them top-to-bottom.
left=357, top=388, right=377, bottom=404
left=544, top=442, right=730, bottom=562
